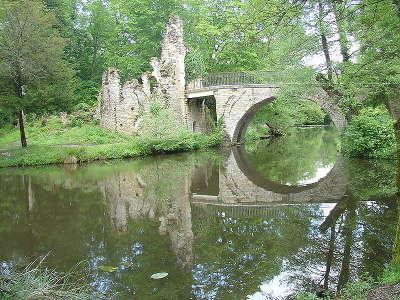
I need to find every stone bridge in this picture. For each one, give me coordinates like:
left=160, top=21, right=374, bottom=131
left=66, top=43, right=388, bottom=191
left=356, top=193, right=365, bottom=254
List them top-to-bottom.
left=97, top=17, right=347, bottom=143
left=185, top=71, right=347, bottom=143
left=191, top=147, right=347, bottom=208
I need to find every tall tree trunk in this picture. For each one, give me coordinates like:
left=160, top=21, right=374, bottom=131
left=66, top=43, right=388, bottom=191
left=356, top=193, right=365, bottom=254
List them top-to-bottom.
left=318, top=1, right=333, bottom=81
left=333, top=1, right=350, bottom=62
left=18, top=110, right=27, bottom=147
left=394, top=119, right=400, bottom=262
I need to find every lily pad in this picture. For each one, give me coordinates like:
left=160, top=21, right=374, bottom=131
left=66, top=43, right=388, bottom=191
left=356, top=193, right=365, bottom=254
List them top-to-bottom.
left=99, top=265, right=118, bottom=272
left=151, top=272, right=168, bottom=279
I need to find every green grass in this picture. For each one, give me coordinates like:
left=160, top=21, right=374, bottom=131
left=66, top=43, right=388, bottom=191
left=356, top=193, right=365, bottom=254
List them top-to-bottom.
left=0, top=115, right=223, bottom=167
left=0, top=118, right=130, bottom=149
left=0, top=131, right=222, bottom=168
left=0, top=259, right=107, bottom=299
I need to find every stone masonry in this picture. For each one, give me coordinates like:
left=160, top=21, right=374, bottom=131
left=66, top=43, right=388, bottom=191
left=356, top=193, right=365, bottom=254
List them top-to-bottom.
left=97, top=16, right=189, bottom=134
left=97, top=69, right=150, bottom=134
left=209, top=86, right=347, bottom=143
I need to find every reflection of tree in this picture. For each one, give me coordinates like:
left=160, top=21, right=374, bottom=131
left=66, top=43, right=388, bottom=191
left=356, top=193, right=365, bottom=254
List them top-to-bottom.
left=245, top=127, right=339, bottom=185
left=1, top=147, right=399, bottom=299
left=0, top=152, right=220, bottom=299
left=345, top=159, right=397, bottom=201
left=283, top=196, right=397, bottom=297
left=191, top=205, right=314, bottom=299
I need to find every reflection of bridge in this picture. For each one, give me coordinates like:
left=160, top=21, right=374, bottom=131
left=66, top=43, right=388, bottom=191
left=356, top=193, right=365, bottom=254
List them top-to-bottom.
left=185, top=71, right=347, bottom=143
left=191, top=147, right=347, bottom=208
left=191, top=202, right=323, bottom=219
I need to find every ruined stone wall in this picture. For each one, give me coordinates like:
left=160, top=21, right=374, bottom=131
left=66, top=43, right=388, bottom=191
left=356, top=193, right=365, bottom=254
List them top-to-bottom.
left=97, top=16, right=189, bottom=134
left=150, top=16, right=188, bottom=126
left=97, top=69, right=150, bottom=135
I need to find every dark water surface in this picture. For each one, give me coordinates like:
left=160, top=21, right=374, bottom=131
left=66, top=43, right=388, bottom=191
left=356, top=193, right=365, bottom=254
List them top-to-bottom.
left=0, top=127, right=398, bottom=299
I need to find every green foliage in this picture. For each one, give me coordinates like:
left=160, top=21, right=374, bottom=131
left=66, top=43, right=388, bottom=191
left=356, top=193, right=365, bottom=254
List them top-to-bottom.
left=0, top=0, right=74, bottom=113
left=182, top=0, right=308, bottom=73
left=73, top=80, right=100, bottom=107
left=247, top=97, right=327, bottom=138
left=140, top=100, right=184, bottom=139
left=342, top=107, right=396, bottom=159
left=0, top=128, right=222, bottom=167
left=0, top=260, right=107, bottom=299
left=380, top=263, right=400, bottom=284
left=336, top=278, right=372, bottom=300
left=293, top=292, right=320, bottom=300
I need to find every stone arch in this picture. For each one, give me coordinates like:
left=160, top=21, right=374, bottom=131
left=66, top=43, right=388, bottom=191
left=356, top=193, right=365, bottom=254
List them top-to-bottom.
left=213, top=87, right=347, bottom=143
left=232, top=96, right=276, bottom=143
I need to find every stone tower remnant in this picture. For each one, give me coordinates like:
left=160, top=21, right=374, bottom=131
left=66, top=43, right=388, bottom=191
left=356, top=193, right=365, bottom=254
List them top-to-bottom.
left=96, top=16, right=191, bottom=134
left=97, top=69, right=150, bottom=134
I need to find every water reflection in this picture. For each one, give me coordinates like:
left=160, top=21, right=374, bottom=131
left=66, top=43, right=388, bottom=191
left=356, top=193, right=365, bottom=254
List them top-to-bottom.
left=0, top=128, right=398, bottom=299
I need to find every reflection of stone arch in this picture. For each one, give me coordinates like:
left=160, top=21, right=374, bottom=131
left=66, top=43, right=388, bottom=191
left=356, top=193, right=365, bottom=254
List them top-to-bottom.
left=212, top=87, right=347, bottom=143
left=233, top=146, right=343, bottom=194
left=217, top=150, right=347, bottom=203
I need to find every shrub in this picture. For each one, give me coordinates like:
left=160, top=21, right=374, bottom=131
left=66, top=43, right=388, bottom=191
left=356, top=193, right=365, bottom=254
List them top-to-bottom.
left=140, top=99, right=184, bottom=139
left=342, top=106, right=396, bottom=159
left=0, top=259, right=108, bottom=299
left=380, top=263, right=400, bottom=284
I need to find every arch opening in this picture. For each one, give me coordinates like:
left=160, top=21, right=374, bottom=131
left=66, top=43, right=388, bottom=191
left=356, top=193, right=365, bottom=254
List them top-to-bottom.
left=232, top=96, right=340, bottom=143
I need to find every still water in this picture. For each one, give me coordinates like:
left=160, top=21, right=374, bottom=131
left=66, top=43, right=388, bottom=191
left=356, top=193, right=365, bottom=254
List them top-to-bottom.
left=0, top=127, right=398, bottom=299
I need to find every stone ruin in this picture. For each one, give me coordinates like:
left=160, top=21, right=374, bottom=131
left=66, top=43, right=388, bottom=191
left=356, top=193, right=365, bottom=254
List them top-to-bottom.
left=96, top=16, right=211, bottom=135
left=96, top=70, right=150, bottom=134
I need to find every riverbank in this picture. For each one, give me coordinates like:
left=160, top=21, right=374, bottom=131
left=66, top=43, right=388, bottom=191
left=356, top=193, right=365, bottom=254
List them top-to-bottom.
left=0, top=119, right=222, bottom=168
left=0, top=260, right=108, bottom=300
left=2, top=262, right=399, bottom=300
left=294, top=262, right=400, bottom=300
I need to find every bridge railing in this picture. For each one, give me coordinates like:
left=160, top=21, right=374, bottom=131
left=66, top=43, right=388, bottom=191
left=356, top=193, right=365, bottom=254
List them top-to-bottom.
left=186, top=70, right=286, bottom=90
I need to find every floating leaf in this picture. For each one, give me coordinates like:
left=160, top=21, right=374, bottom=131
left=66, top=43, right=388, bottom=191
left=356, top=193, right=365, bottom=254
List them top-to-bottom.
left=99, top=265, right=118, bottom=272
left=151, top=272, right=168, bottom=279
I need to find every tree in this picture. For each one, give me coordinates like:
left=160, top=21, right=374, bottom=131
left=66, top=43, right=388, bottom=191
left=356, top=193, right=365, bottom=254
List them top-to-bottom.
left=0, top=0, right=74, bottom=147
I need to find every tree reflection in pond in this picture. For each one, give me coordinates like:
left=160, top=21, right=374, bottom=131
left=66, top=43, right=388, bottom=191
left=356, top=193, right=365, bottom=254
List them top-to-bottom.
left=244, top=127, right=339, bottom=185
left=0, top=128, right=398, bottom=299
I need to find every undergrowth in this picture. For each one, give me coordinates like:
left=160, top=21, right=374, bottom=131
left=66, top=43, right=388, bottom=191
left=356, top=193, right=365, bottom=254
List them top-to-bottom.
left=0, top=258, right=107, bottom=299
left=293, top=262, right=400, bottom=300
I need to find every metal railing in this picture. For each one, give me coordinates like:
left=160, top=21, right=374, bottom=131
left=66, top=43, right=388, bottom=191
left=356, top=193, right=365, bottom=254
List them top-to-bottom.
left=186, top=70, right=286, bottom=90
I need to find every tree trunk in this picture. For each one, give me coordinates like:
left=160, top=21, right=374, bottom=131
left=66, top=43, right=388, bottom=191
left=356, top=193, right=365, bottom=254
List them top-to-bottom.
left=318, top=1, right=333, bottom=81
left=333, top=1, right=350, bottom=62
left=18, top=110, right=27, bottom=147
left=394, top=120, right=400, bottom=262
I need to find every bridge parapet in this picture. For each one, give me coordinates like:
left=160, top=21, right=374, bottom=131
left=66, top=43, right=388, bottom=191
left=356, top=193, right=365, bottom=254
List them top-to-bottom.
left=186, top=70, right=288, bottom=90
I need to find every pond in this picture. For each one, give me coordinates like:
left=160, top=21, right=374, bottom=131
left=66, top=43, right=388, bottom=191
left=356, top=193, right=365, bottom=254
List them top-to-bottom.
left=0, top=127, right=398, bottom=299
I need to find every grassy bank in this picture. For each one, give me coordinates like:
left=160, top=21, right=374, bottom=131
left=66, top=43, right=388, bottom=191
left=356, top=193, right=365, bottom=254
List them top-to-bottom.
left=0, top=117, right=222, bottom=168
left=0, top=260, right=107, bottom=300
left=294, top=262, right=400, bottom=300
